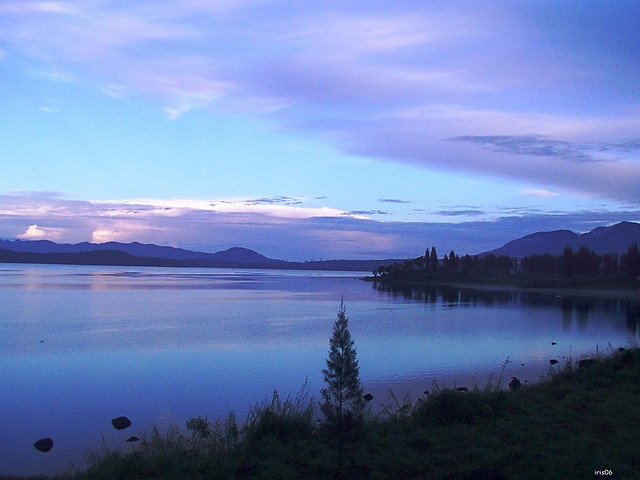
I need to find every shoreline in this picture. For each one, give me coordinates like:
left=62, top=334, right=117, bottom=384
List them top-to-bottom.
left=7, top=347, right=639, bottom=480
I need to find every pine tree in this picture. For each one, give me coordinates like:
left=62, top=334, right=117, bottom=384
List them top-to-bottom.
left=430, top=246, right=438, bottom=271
left=321, top=300, right=364, bottom=475
left=321, top=300, right=364, bottom=428
left=320, top=301, right=364, bottom=426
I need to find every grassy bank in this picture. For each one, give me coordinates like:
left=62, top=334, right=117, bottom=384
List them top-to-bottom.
left=7, top=347, right=640, bottom=480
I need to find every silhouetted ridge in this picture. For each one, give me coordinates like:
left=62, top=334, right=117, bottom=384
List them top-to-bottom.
left=484, top=221, right=640, bottom=257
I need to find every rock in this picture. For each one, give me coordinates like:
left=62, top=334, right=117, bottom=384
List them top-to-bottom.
left=551, top=342, right=557, bottom=345
left=549, top=359, right=559, bottom=365
left=508, top=376, right=521, bottom=391
left=456, top=386, right=468, bottom=392
left=423, top=389, right=430, bottom=395
left=363, top=393, right=374, bottom=402
left=111, top=416, right=132, bottom=430
left=126, top=436, right=140, bottom=442
left=33, top=438, right=54, bottom=452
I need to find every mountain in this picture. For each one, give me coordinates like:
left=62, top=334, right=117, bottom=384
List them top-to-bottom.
left=484, top=221, right=640, bottom=257
left=0, top=239, right=399, bottom=271
left=0, top=239, right=282, bottom=264
left=209, top=247, right=273, bottom=264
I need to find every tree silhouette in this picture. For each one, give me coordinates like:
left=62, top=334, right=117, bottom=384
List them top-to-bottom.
left=429, top=246, right=438, bottom=271
left=321, top=299, right=364, bottom=473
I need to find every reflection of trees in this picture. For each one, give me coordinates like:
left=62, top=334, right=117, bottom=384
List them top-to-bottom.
left=371, top=282, right=640, bottom=337
left=371, top=282, right=516, bottom=307
left=560, top=297, right=573, bottom=329
left=627, top=305, right=640, bottom=337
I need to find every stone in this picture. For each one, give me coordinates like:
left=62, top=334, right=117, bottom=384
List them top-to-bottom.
left=111, top=416, right=132, bottom=430
left=33, top=438, right=54, bottom=453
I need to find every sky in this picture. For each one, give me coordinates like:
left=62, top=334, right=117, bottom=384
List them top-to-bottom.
left=1, top=1, right=639, bottom=260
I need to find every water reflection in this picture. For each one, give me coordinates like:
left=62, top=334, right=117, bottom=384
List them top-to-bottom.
left=1, top=266, right=639, bottom=477
left=372, top=281, right=640, bottom=336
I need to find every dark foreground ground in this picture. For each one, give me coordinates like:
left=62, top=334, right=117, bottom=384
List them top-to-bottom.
left=4, top=347, right=640, bottom=480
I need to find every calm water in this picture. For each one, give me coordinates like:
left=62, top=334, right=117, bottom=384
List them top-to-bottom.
left=1, top=264, right=638, bottom=476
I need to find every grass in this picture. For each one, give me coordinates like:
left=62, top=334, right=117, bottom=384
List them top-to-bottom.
left=7, top=348, right=640, bottom=480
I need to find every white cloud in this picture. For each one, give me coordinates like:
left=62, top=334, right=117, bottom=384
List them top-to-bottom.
left=0, top=1, right=79, bottom=16
left=31, top=69, right=76, bottom=83
left=522, top=189, right=559, bottom=198
left=2, top=192, right=640, bottom=260
left=114, top=197, right=356, bottom=220
left=19, top=224, right=47, bottom=239
left=91, top=229, right=116, bottom=243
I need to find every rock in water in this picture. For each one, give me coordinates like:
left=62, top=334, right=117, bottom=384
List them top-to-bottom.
left=363, top=393, right=374, bottom=402
left=111, top=416, right=132, bottom=430
left=126, top=436, right=140, bottom=442
left=33, top=438, right=54, bottom=452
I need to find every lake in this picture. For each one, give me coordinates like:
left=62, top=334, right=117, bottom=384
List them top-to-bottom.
left=1, top=264, right=638, bottom=476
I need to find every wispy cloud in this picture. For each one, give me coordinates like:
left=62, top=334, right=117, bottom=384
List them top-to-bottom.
left=0, top=1, right=80, bottom=16
left=1, top=1, right=639, bottom=215
left=31, top=69, right=76, bottom=83
left=39, top=105, right=60, bottom=114
left=450, top=135, right=640, bottom=163
left=522, top=189, right=559, bottom=198
left=244, top=196, right=302, bottom=206
left=379, top=198, right=413, bottom=204
left=436, top=209, right=485, bottom=217
left=348, top=210, right=391, bottom=217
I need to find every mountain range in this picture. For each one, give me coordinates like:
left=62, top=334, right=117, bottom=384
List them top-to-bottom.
left=1, top=221, right=639, bottom=270
left=483, top=221, right=640, bottom=257
left=0, top=239, right=401, bottom=271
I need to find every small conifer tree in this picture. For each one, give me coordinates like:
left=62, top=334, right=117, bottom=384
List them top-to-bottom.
left=321, top=299, right=364, bottom=436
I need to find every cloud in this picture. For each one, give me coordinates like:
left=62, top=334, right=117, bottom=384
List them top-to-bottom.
left=0, top=1, right=80, bottom=16
left=2, top=1, right=639, bottom=206
left=31, top=69, right=76, bottom=83
left=40, top=106, right=60, bottom=113
left=450, top=135, right=640, bottom=163
left=522, top=189, right=559, bottom=198
left=2, top=192, right=639, bottom=261
left=244, top=196, right=302, bottom=206
left=378, top=198, right=413, bottom=204
left=436, top=209, right=485, bottom=217
left=348, top=210, right=391, bottom=217
left=18, top=224, right=47, bottom=239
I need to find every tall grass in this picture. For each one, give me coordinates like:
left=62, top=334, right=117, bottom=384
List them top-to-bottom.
left=36, top=347, right=640, bottom=480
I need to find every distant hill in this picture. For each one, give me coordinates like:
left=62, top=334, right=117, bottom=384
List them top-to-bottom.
left=484, top=221, right=640, bottom=257
left=0, top=239, right=399, bottom=271
left=0, top=239, right=249, bottom=262
left=209, top=247, right=273, bottom=264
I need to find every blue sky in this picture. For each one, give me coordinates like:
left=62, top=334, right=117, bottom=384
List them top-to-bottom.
left=1, top=1, right=639, bottom=260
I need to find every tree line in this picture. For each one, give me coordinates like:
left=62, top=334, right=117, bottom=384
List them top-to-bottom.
left=373, top=243, right=640, bottom=282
